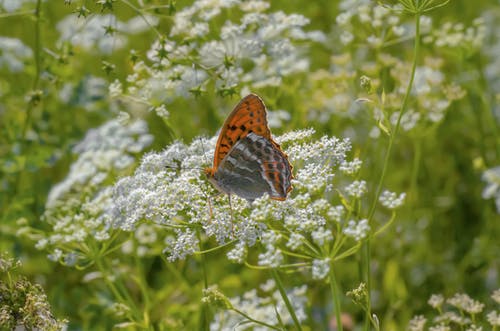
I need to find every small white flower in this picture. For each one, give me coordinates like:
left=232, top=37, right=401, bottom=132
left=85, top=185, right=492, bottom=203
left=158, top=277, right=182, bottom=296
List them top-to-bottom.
left=392, top=25, right=405, bottom=37
left=340, top=31, right=354, bottom=45
left=0, top=37, right=33, bottom=72
left=109, top=79, right=123, bottom=98
left=154, top=104, right=170, bottom=118
left=339, top=158, right=362, bottom=175
left=482, top=166, right=500, bottom=213
left=345, top=180, right=367, bottom=198
left=379, top=190, right=406, bottom=209
left=343, top=219, right=370, bottom=241
left=311, top=227, right=333, bottom=246
left=286, top=232, right=305, bottom=250
left=227, top=241, right=247, bottom=263
left=312, top=258, right=330, bottom=280
left=491, top=289, right=500, bottom=304
left=447, top=293, right=484, bottom=314
left=428, top=294, right=444, bottom=309
left=487, top=311, right=500, bottom=326
left=408, top=315, right=427, bottom=331
left=429, top=324, right=451, bottom=331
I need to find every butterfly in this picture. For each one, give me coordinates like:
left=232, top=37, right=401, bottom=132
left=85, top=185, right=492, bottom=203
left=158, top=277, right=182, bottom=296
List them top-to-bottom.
left=204, top=94, right=293, bottom=202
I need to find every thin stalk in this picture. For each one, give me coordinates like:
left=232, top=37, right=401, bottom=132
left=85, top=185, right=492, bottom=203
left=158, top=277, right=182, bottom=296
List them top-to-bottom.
left=362, top=11, right=422, bottom=331
left=409, top=137, right=422, bottom=204
left=362, top=241, right=371, bottom=331
left=329, top=264, right=343, bottom=331
left=271, top=268, right=303, bottom=331
left=231, top=308, right=283, bottom=330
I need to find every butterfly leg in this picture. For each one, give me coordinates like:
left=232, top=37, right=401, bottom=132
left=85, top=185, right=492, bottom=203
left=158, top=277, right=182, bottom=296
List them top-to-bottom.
left=207, top=192, right=223, bottom=223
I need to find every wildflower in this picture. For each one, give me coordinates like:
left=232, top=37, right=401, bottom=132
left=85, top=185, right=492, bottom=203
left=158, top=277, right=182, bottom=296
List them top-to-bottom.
left=0, top=37, right=33, bottom=72
left=109, top=79, right=123, bottom=98
left=39, top=120, right=153, bottom=264
left=339, top=158, right=362, bottom=175
left=482, top=166, right=500, bottom=213
left=345, top=180, right=367, bottom=198
left=379, top=190, right=406, bottom=209
left=328, top=205, right=345, bottom=223
left=343, top=219, right=370, bottom=241
left=311, top=227, right=333, bottom=246
left=165, top=229, right=199, bottom=262
left=286, top=232, right=305, bottom=250
left=227, top=241, right=247, bottom=263
left=312, top=258, right=330, bottom=280
left=347, top=282, right=368, bottom=307
left=210, top=283, right=308, bottom=329
left=202, top=285, right=233, bottom=310
left=492, top=289, right=500, bottom=304
left=447, top=293, right=484, bottom=314
left=428, top=294, right=445, bottom=309
left=434, top=311, right=470, bottom=325
left=487, top=311, right=500, bottom=327
left=408, top=315, right=427, bottom=331
left=429, top=324, right=451, bottom=331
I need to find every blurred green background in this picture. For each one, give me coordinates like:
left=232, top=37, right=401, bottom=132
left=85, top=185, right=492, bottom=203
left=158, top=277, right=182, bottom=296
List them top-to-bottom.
left=1, top=0, right=499, bottom=330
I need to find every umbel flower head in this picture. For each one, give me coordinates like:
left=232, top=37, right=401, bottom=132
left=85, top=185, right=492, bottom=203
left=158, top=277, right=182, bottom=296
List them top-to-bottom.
left=36, top=116, right=387, bottom=276
left=106, top=127, right=374, bottom=276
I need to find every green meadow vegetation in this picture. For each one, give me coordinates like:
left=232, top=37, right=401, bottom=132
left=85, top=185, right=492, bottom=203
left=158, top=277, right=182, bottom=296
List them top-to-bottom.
left=1, top=0, right=499, bottom=330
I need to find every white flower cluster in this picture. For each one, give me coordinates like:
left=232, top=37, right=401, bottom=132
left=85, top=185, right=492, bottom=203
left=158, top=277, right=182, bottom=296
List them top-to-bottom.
left=0, top=0, right=35, bottom=12
left=115, top=0, right=325, bottom=111
left=305, top=1, right=469, bottom=128
left=335, top=1, right=410, bottom=47
left=56, top=14, right=159, bottom=54
left=427, top=19, right=486, bottom=51
left=0, top=37, right=33, bottom=72
left=58, top=76, right=108, bottom=111
left=38, top=120, right=153, bottom=264
left=105, top=127, right=370, bottom=281
left=482, top=166, right=500, bottom=213
left=379, top=190, right=406, bottom=209
left=343, top=219, right=370, bottom=241
left=210, top=282, right=308, bottom=330
left=447, top=293, right=485, bottom=314
left=408, top=315, right=427, bottom=331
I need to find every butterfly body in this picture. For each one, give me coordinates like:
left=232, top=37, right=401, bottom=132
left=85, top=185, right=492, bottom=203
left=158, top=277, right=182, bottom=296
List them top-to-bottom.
left=205, top=94, right=292, bottom=202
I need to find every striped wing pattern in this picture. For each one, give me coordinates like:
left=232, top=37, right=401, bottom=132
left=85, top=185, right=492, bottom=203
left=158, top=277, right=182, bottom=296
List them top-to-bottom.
left=214, top=132, right=292, bottom=202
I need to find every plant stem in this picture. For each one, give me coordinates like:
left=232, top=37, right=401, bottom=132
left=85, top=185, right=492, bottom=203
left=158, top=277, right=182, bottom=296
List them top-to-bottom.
left=363, top=11, right=422, bottom=331
left=362, top=241, right=371, bottom=331
left=329, top=263, right=343, bottom=331
left=271, top=268, right=303, bottom=331
left=232, top=308, right=283, bottom=330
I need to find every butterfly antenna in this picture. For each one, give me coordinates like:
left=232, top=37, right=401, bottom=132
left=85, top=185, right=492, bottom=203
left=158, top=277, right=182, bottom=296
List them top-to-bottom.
left=164, top=164, right=204, bottom=171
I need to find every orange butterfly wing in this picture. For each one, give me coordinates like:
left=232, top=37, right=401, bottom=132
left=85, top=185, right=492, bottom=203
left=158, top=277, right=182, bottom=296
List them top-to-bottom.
left=205, top=93, right=293, bottom=201
left=212, top=94, right=272, bottom=169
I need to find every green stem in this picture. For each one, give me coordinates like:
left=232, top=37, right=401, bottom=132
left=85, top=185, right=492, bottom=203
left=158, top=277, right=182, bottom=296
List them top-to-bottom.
left=120, top=0, right=162, bottom=37
left=362, top=11, right=421, bottom=331
left=409, top=137, right=422, bottom=205
left=94, top=256, right=141, bottom=325
left=329, top=263, right=343, bottom=331
left=271, top=268, right=303, bottom=331
left=231, top=308, right=282, bottom=330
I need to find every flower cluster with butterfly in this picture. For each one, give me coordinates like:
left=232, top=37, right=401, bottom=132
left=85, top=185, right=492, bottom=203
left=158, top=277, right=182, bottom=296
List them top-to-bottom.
left=103, top=95, right=402, bottom=285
